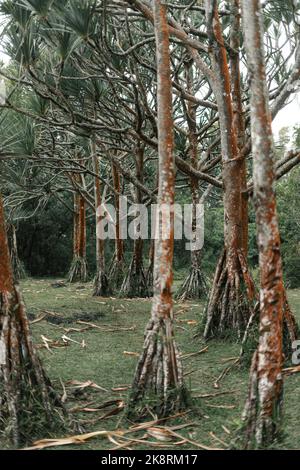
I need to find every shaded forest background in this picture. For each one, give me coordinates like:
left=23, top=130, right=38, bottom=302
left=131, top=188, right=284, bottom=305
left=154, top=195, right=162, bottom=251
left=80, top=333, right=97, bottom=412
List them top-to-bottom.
left=15, top=126, right=300, bottom=288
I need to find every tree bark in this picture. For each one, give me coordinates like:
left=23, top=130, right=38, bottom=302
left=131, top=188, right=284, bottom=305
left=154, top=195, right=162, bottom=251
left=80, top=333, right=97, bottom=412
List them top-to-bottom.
left=127, top=0, right=187, bottom=418
left=203, top=0, right=255, bottom=340
left=240, top=0, right=286, bottom=447
left=176, top=59, right=207, bottom=301
left=92, top=139, right=110, bottom=296
left=120, top=143, right=149, bottom=298
left=109, top=161, right=126, bottom=289
left=68, top=178, right=88, bottom=283
left=0, top=194, right=66, bottom=447
left=7, top=224, right=26, bottom=281
left=146, top=238, right=155, bottom=296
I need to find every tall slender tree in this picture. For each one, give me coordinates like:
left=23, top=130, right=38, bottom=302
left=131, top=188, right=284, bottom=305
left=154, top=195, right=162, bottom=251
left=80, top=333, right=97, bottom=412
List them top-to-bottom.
left=128, top=0, right=187, bottom=417
left=203, top=0, right=256, bottom=340
left=240, top=0, right=285, bottom=447
left=176, top=59, right=208, bottom=301
left=92, top=137, right=110, bottom=296
left=120, top=142, right=149, bottom=298
left=109, top=160, right=126, bottom=288
left=0, top=193, right=66, bottom=447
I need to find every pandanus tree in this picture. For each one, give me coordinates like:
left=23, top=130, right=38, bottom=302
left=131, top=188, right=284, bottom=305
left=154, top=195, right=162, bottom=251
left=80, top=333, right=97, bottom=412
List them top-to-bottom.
left=1, top=0, right=300, bottom=313
left=128, top=0, right=187, bottom=417
left=202, top=0, right=256, bottom=340
left=240, top=0, right=294, bottom=448
left=176, top=58, right=208, bottom=301
left=92, top=138, right=110, bottom=296
left=119, top=142, right=150, bottom=298
left=109, top=161, right=126, bottom=289
left=68, top=184, right=88, bottom=283
left=0, top=192, right=66, bottom=447
left=7, top=222, right=26, bottom=281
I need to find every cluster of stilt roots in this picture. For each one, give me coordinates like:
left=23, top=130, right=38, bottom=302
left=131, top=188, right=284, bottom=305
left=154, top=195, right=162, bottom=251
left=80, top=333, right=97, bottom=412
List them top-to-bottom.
left=203, top=249, right=256, bottom=340
left=176, top=250, right=207, bottom=301
left=67, top=256, right=87, bottom=283
left=109, top=256, right=127, bottom=290
left=119, top=260, right=150, bottom=298
left=176, top=266, right=207, bottom=301
left=93, top=270, right=110, bottom=297
left=0, top=285, right=67, bottom=447
left=240, top=292, right=298, bottom=363
left=234, top=295, right=297, bottom=449
left=238, top=301, right=297, bottom=449
left=127, top=316, right=189, bottom=419
left=238, top=349, right=283, bottom=450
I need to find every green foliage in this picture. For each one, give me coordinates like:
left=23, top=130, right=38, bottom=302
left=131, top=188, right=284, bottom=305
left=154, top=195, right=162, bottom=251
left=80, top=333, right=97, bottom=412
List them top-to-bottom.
left=21, top=0, right=54, bottom=18
left=60, top=0, right=98, bottom=40
left=277, top=167, right=300, bottom=288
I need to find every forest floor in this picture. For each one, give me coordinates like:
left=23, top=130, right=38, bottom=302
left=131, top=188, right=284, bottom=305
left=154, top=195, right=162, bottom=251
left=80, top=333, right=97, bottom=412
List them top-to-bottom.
left=2, top=278, right=300, bottom=450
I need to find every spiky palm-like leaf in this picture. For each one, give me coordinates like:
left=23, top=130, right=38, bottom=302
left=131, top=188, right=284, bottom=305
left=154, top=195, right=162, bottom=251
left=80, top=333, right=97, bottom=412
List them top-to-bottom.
left=0, top=0, right=31, bottom=30
left=20, top=0, right=55, bottom=18
left=59, top=0, right=98, bottom=39
left=5, top=23, right=40, bottom=66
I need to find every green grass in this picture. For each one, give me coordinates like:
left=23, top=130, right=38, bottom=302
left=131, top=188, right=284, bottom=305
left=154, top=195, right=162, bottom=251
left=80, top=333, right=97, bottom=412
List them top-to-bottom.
left=1, top=278, right=300, bottom=450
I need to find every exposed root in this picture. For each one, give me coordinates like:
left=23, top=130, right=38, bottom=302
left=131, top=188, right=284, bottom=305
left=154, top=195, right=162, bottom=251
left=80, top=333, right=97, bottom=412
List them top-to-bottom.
left=202, top=248, right=256, bottom=341
left=109, top=254, right=126, bottom=290
left=67, top=256, right=88, bottom=283
left=119, top=258, right=150, bottom=298
left=145, top=264, right=154, bottom=297
left=176, top=266, right=208, bottom=301
left=93, top=269, right=111, bottom=297
left=0, top=285, right=68, bottom=447
left=282, top=290, right=298, bottom=356
left=240, top=293, right=298, bottom=367
left=126, top=317, right=190, bottom=420
left=237, top=350, right=283, bottom=449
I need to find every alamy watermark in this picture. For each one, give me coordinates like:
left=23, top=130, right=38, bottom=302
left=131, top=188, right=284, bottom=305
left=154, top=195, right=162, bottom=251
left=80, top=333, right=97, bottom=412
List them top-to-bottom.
left=96, top=196, right=204, bottom=251
left=292, top=340, right=300, bottom=365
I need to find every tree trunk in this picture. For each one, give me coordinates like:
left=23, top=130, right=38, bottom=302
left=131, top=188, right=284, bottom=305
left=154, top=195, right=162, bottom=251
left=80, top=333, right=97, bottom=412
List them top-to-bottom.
left=127, top=0, right=187, bottom=418
left=240, top=0, right=286, bottom=447
left=203, top=1, right=255, bottom=340
left=176, top=60, right=207, bottom=301
left=92, top=139, right=110, bottom=296
left=120, top=143, right=149, bottom=298
left=109, top=162, right=126, bottom=289
left=68, top=185, right=88, bottom=283
left=0, top=194, right=66, bottom=447
left=7, top=224, right=26, bottom=281
left=146, top=239, right=155, bottom=296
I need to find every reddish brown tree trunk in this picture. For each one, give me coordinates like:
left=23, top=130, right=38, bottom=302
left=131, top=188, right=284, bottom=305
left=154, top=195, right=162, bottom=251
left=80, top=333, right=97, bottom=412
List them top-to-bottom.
left=128, top=0, right=187, bottom=418
left=230, top=0, right=248, bottom=258
left=241, top=0, right=286, bottom=447
left=203, top=1, right=255, bottom=340
left=176, top=60, right=207, bottom=300
left=92, top=139, right=110, bottom=296
left=120, top=143, right=149, bottom=298
left=109, top=162, right=126, bottom=288
left=68, top=171, right=88, bottom=283
left=0, top=194, right=66, bottom=447
left=78, top=195, right=86, bottom=260
left=146, top=238, right=155, bottom=295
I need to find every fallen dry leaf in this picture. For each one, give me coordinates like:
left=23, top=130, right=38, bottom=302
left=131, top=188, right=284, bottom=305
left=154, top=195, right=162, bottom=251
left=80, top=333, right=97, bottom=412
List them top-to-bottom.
left=62, top=334, right=86, bottom=347
left=123, top=351, right=139, bottom=357
left=67, top=380, right=108, bottom=392
left=147, top=427, right=175, bottom=442
left=23, top=430, right=123, bottom=450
